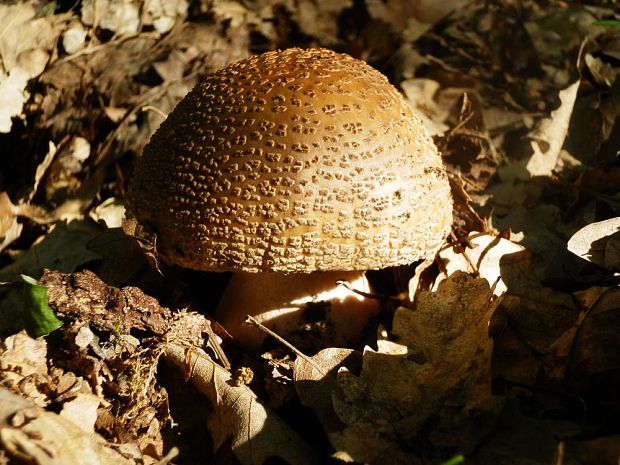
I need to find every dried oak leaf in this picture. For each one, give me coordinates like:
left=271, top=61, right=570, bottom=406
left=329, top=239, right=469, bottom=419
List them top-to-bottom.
left=366, top=0, right=468, bottom=32
left=0, top=3, right=64, bottom=132
left=0, top=192, right=23, bottom=253
left=567, top=217, right=620, bottom=271
left=437, top=232, right=529, bottom=296
left=330, top=272, right=503, bottom=463
left=545, top=285, right=620, bottom=389
left=163, top=343, right=319, bottom=465
left=294, top=348, right=359, bottom=434
left=0, top=386, right=136, bottom=465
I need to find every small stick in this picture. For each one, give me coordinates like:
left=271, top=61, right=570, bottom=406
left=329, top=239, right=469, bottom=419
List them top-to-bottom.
left=336, top=279, right=402, bottom=303
left=244, top=316, right=326, bottom=375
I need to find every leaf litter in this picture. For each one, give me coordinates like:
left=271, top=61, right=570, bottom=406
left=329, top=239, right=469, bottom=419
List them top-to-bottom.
left=0, top=1, right=619, bottom=464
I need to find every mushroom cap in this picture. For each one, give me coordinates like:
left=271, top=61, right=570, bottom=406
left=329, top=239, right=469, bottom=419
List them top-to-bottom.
left=126, top=48, right=452, bottom=273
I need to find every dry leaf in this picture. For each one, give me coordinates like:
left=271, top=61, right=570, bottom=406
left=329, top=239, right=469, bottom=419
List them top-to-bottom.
left=81, top=0, right=140, bottom=36
left=143, top=0, right=189, bottom=34
left=291, top=0, right=352, bottom=45
left=366, top=0, right=468, bottom=32
left=0, top=3, right=60, bottom=132
left=62, top=23, right=88, bottom=54
left=585, top=53, right=617, bottom=88
left=0, top=68, right=30, bottom=133
left=400, top=78, right=449, bottom=136
left=526, top=81, right=580, bottom=177
left=0, top=192, right=23, bottom=253
left=90, top=198, right=126, bottom=229
left=567, top=217, right=620, bottom=271
left=437, top=232, right=529, bottom=295
left=331, top=272, right=503, bottom=462
left=547, top=285, right=620, bottom=384
left=0, top=332, right=49, bottom=405
left=163, top=343, right=319, bottom=465
left=293, top=348, right=358, bottom=433
left=0, top=387, right=136, bottom=465
left=59, top=393, right=101, bottom=433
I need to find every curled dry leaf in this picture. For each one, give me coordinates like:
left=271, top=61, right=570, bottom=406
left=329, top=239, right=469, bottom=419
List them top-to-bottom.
left=525, top=80, right=580, bottom=178
left=0, top=192, right=22, bottom=253
left=567, top=217, right=620, bottom=271
left=437, top=232, right=529, bottom=295
left=326, top=272, right=502, bottom=463
left=0, top=332, right=49, bottom=406
left=163, top=343, right=319, bottom=465
left=0, top=386, right=136, bottom=465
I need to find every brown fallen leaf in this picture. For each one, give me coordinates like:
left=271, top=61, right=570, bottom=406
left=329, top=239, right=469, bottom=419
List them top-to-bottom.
left=289, top=0, right=352, bottom=45
left=366, top=0, right=468, bottom=33
left=0, top=3, right=63, bottom=133
left=526, top=81, right=580, bottom=177
left=0, top=192, right=22, bottom=253
left=567, top=217, right=620, bottom=271
left=437, top=232, right=530, bottom=295
left=490, top=246, right=579, bottom=384
left=328, top=272, right=503, bottom=462
left=546, top=285, right=620, bottom=388
left=0, top=332, right=49, bottom=406
left=163, top=342, right=319, bottom=465
left=293, top=347, right=359, bottom=434
left=0, top=386, right=139, bottom=465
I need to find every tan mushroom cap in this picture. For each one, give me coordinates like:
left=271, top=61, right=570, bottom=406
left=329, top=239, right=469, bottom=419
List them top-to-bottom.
left=126, top=48, right=452, bottom=273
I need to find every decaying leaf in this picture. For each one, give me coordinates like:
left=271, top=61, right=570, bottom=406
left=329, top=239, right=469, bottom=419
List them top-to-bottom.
left=81, top=0, right=141, bottom=36
left=0, top=3, right=62, bottom=132
left=0, top=68, right=30, bottom=134
left=567, top=217, right=620, bottom=271
left=0, top=220, right=102, bottom=283
left=40, top=269, right=172, bottom=336
left=327, top=272, right=502, bottom=462
left=546, top=285, right=620, bottom=386
left=0, top=332, right=49, bottom=405
left=163, top=343, right=319, bottom=465
left=0, top=386, right=137, bottom=465
left=59, top=393, right=102, bottom=433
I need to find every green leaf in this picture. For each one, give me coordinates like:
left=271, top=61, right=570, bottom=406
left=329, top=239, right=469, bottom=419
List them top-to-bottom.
left=593, top=19, right=620, bottom=27
left=20, top=274, right=62, bottom=337
left=441, top=455, right=465, bottom=465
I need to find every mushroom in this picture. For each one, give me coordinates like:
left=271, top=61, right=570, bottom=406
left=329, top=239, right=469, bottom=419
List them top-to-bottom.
left=126, top=48, right=452, bottom=349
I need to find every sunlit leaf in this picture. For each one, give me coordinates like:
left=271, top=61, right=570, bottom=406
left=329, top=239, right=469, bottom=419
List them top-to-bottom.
left=21, top=274, right=62, bottom=337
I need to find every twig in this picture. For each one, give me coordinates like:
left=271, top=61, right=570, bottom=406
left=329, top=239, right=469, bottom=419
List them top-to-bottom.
left=244, top=316, right=326, bottom=376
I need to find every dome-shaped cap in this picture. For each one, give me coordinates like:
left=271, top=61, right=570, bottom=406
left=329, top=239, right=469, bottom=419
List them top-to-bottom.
left=126, top=48, right=452, bottom=273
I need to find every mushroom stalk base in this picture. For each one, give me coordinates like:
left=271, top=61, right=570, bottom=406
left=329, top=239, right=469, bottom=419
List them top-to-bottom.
left=215, top=270, right=380, bottom=350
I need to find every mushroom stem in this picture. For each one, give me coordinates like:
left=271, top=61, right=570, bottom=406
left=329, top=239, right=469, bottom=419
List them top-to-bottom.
left=215, top=270, right=381, bottom=350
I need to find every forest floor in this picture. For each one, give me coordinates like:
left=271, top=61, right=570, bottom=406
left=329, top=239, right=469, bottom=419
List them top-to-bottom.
left=0, top=1, right=619, bottom=464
